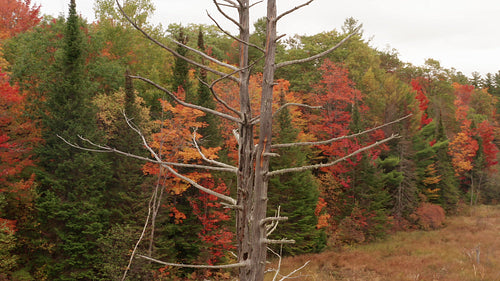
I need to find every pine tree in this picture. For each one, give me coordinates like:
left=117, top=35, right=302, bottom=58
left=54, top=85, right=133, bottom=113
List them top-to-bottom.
left=34, top=1, right=112, bottom=279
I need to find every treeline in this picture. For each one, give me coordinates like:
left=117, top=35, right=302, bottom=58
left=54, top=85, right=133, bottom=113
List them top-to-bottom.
left=0, top=0, right=499, bottom=280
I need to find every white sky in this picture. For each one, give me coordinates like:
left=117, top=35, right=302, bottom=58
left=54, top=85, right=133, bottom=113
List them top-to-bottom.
left=35, top=0, right=500, bottom=77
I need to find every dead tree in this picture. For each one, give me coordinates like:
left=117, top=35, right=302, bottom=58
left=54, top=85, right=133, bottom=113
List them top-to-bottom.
left=62, top=0, right=409, bottom=280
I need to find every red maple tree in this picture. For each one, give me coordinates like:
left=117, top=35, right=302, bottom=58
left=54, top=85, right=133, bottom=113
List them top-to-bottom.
left=0, top=0, right=41, bottom=40
left=0, top=68, right=40, bottom=232
left=411, top=78, right=433, bottom=127
left=477, top=120, right=498, bottom=170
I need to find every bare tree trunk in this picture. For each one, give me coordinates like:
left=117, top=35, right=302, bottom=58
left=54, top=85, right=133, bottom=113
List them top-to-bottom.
left=235, top=1, right=256, bottom=280
left=244, top=1, right=278, bottom=280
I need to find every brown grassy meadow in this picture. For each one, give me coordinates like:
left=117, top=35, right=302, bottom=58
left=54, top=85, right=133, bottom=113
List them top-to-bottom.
left=266, top=205, right=500, bottom=281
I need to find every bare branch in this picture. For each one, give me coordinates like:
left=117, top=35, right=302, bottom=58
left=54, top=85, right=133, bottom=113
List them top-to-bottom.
left=115, top=0, right=240, bottom=82
left=213, top=0, right=243, bottom=30
left=221, top=0, right=239, bottom=8
left=249, top=0, right=264, bottom=8
left=276, top=0, right=314, bottom=22
left=217, top=3, right=237, bottom=8
left=207, top=12, right=265, bottom=53
left=276, top=25, right=362, bottom=69
left=275, top=34, right=286, bottom=42
left=170, top=37, right=239, bottom=71
left=197, top=54, right=264, bottom=117
left=207, top=54, right=264, bottom=89
left=198, top=74, right=242, bottom=117
left=129, top=75, right=242, bottom=123
left=251, top=103, right=323, bottom=124
left=271, top=114, right=411, bottom=149
left=124, top=117, right=238, bottom=205
left=192, top=129, right=237, bottom=170
left=232, top=129, right=240, bottom=145
left=268, top=134, right=399, bottom=176
left=57, top=135, right=236, bottom=173
left=164, top=163, right=237, bottom=205
left=122, top=176, right=159, bottom=281
left=262, top=206, right=288, bottom=237
left=261, top=217, right=288, bottom=226
left=262, top=239, right=296, bottom=244
left=268, top=246, right=310, bottom=281
left=269, top=246, right=283, bottom=281
left=137, top=255, right=247, bottom=269
left=279, top=261, right=311, bottom=281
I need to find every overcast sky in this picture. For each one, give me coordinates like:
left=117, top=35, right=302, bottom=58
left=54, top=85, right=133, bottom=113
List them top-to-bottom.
left=36, top=0, right=500, bottom=77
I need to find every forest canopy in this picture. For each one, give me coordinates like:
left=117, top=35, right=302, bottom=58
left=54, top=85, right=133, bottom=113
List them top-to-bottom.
left=0, top=0, right=498, bottom=280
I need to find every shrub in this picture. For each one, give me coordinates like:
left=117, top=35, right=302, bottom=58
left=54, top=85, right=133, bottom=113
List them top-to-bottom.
left=411, top=203, right=446, bottom=230
left=337, top=216, right=365, bottom=244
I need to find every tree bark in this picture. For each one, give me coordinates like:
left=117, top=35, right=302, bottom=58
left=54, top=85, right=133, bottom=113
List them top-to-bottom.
left=247, top=0, right=277, bottom=280
left=235, top=1, right=256, bottom=280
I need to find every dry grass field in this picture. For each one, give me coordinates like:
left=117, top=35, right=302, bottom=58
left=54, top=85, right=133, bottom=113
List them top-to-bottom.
left=266, top=205, right=500, bottom=281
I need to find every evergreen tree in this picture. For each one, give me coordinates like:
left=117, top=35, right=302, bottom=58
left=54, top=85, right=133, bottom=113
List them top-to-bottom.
left=34, top=1, right=112, bottom=279
left=171, top=28, right=192, bottom=102
left=196, top=28, right=222, bottom=148
left=96, top=71, right=153, bottom=279
left=105, top=71, right=148, bottom=224
left=268, top=91, right=325, bottom=255
left=345, top=102, right=391, bottom=240
left=413, top=121, right=458, bottom=209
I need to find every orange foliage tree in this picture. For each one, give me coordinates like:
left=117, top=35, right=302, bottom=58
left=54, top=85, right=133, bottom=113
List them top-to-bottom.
left=0, top=0, right=40, bottom=40
left=448, top=82, right=498, bottom=204
left=143, top=90, right=233, bottom=268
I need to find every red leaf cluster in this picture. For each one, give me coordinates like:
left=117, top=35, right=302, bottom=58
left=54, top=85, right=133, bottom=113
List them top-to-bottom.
left=0, top=0, right=41, bottom=39
left=411, top=78, right=432, bottom=127
left=477, top=120, right=499, bottom=169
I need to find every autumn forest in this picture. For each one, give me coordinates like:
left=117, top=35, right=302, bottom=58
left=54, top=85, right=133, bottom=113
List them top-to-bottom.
left=0, top=0, right=499, bottom=280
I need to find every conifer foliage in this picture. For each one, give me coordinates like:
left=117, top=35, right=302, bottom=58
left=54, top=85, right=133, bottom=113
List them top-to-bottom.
left=34, top=1, right=113, bottom=279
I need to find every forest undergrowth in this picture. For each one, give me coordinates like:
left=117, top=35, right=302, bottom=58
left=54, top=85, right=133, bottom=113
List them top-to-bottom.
left=269, top=205, right=500, bottom=281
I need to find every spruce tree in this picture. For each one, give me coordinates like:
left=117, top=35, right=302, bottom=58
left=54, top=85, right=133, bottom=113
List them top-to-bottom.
left=35, top=1, right=112, bottom=279
left=171, top=28, right=192, bottom=102
left=196, top=28, right=222, bottom=148
left=105, top=71, right=148, bottom=224
left=268, top=92, right=325, bottom=255
left=347, top=102, right=391, bottom=240
left=413, top=121, right=458, bottom=209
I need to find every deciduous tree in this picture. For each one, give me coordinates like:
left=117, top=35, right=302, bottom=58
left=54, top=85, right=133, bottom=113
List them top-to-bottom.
left=0, top=0, right=40, bottom=39
left=0, top=68, right=40, bottom=278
